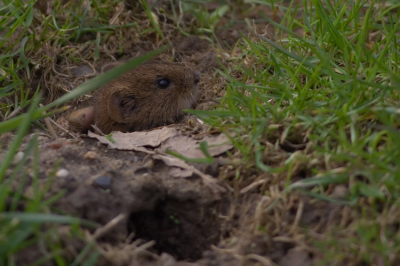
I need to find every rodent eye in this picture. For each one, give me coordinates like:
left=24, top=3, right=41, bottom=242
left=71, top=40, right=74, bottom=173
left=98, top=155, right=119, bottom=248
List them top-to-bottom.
left=157, top=78, right=170, bottom=89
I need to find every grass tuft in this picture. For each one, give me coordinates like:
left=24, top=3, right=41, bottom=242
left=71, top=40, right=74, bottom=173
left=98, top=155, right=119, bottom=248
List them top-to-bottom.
left=188, top=0, right=400, bottom=263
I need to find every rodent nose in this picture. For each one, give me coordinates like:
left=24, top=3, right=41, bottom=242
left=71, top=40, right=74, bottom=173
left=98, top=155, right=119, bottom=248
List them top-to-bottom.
left=193, top=70, right=200, bottom=84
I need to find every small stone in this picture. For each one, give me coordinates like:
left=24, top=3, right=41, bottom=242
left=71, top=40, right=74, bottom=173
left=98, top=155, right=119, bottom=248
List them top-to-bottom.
left=13, top=151, right=24, bottom=165
left=84, top=151, right=97, bottom=159
left=128, top=156, right=141, bottom=163
left=143, top=159, right=154, bottom=169
left=56, top=169, right=69, bottom=178
left=93, top=175, right=112, bottom=190
left=331, top=185, right=349, bottom=199
left=279, top=247, right=312, bottom=266
left=158, top=253, right=176, bottom=266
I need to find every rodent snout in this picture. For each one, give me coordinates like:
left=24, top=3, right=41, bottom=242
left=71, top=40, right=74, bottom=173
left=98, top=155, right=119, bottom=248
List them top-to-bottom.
left=193, top=70, right=201, bottom=84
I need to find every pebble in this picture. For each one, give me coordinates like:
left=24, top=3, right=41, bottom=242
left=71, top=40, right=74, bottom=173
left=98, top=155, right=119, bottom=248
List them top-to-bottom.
left=12, top=151, right=24, bottom=165
left=84, top=151, right=97, bottom=159
left=128, top=156, right=141, bottom=163
left=143, top=159, right=154, bottom=169
left=56, top=169, right=69, bottom=178
left=93, top=174, right=112, bottom=190
left=331, top=185, right=349, bottom=199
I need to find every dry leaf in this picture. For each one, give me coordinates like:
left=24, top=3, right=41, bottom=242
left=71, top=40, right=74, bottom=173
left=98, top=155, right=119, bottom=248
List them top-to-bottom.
left=87, top=127, right=179, bottom=152
left=87, top=127, right=231, bottom=195
left=88, top=127, right=233, bottom=158
left=160, top=134, right=233, bottom=158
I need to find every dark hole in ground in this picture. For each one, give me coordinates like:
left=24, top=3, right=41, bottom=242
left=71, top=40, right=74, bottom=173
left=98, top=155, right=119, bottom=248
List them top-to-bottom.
left=127, top=196, right=222, bottom=261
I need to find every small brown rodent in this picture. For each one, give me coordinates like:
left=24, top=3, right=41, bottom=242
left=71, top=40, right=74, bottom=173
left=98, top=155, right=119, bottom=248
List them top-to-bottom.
left=66, top=62, right=200, bottom=134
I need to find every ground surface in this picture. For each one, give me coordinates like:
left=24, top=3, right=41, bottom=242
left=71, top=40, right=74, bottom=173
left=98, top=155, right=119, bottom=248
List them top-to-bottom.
left=1, top=0, right=400, bottom=265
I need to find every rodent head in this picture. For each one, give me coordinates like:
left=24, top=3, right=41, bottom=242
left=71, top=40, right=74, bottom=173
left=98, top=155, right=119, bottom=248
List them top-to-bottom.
left=94, top=62, right=200, bottom=134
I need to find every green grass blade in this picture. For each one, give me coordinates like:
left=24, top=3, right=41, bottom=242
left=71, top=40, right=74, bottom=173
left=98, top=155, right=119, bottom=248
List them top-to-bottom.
left=0, top=93, right=41, bottom=181
left=0, top=213, right=98, bottom=228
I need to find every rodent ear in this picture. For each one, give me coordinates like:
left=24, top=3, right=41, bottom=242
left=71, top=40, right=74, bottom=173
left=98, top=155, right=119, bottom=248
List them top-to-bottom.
left=107, top=91, right=126, bottom=123
left=107, top=91, right=137, bottom=123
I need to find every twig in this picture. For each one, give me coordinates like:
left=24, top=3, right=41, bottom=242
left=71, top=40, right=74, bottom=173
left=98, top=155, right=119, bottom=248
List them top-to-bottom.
left=39, top=104, right=57, bottom=139
left=5, top=106, right=22, bottom=120
left=44, top=117, right=58, bottom=139
left=48, top=117, right=78, bottom=139
left=92, top=124, right=106, bottom=136
left=240, top=179, right=268, bottom=194
left=289, top=199, right=304, bottom=234
left=93, top=213, right=126, bottom=240
left=243, top=254, right=278, bottom=266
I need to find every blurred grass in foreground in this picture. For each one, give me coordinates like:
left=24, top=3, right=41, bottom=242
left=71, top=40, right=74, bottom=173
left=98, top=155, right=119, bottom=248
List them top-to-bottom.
left=0, top=0, right=166, bottom=264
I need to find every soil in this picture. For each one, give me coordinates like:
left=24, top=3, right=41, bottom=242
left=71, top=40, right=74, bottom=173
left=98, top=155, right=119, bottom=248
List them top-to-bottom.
left=1, top=1, right=347, bottom=265
left=4, top=130, right=337, bottom=266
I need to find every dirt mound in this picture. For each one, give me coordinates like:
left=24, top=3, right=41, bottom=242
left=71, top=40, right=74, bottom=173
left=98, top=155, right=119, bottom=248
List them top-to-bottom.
left=17, top=136, right=224, bottom=263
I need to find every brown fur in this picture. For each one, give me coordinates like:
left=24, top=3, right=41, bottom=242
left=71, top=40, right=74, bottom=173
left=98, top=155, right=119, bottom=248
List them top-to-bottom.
left=68, top=62, right=200, bottom=134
